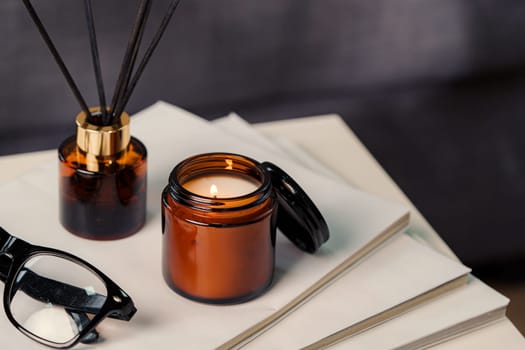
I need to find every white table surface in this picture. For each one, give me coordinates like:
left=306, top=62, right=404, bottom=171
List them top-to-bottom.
left=1, top=114, right=523, bottom=348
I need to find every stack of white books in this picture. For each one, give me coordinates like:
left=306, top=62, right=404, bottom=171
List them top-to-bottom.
left=0, top=102, right=521, bottom=349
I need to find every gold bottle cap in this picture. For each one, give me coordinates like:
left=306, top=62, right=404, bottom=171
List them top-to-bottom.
left=76, top=108, right=131, bottom=157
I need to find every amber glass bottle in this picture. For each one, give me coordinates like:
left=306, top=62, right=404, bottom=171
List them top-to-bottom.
left=59, top=109, right=147, bottom=240
left=162, top=153, right=277, bottom=304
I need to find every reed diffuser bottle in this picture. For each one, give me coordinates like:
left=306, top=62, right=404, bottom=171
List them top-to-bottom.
left=22, top=0, right=181, bottom=239
left=58, top=109, right=147, bottom=240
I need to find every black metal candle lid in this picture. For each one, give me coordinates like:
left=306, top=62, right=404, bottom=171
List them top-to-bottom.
left=262, top=162, right=329, bottom=253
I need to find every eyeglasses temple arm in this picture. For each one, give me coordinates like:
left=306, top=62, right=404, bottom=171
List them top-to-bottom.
left=15, top=268, right=134, bottom=321
left=66, top=309, right=100, bottom=344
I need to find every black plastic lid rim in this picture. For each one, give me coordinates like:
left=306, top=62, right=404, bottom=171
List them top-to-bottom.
left=262, top=161, right=330, bottom=254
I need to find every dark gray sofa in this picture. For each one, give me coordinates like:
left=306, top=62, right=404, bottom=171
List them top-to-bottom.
left=1, top=0, right=525, bottom=275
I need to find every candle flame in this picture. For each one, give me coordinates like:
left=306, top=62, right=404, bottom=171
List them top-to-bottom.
left=225, top=159, right=233, bottom=170
left=210, top=184, right=218, bottom=197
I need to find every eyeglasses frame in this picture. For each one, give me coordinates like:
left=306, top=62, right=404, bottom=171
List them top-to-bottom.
left=0, top=227, right=136, bottom=349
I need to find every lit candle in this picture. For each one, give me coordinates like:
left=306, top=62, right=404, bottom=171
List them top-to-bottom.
left=163, top=152, right=328, bottom=304
left=163, top=153, right=275, bottom=303
left=183, top=174, right=259, bottom=198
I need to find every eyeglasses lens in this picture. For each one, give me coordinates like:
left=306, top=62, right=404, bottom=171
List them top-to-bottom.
left=7, top=254, right=107, bottom=345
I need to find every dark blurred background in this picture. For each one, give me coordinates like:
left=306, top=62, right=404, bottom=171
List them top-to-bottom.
left=1, top=0, right=524, bottom=331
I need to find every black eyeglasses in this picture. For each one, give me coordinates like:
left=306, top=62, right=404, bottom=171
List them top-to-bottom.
left=0, top=226, right=136, bottom=348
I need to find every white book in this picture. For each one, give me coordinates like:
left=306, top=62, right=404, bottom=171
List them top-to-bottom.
left=0, top=102, right=410, bottom=349
left=214, top=114, right=512, bottom=349
left=214, top=114, right=494, bottom=350
left=245, top=233, right=470, bottom=349
left=311, top=278, right=508, bottom=350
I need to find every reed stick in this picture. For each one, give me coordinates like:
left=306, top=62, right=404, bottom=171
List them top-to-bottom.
left=22, top=0, right=91, bottom=118
left=84, top=0, right=108, bottom=123
left=110, top=0, right=151, bottom=123
left=111, top=0, right=152, bottom=124
left=114, top=0, right=181, bottom=119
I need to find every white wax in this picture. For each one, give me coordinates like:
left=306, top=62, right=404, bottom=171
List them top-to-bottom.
left=183, top=174, right=259, bottom=198
left=23, top=306, right=78, bottom=343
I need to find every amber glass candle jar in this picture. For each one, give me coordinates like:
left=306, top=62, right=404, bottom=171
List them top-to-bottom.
left=58, top=108, right=147, bottom=240
left=162, top=153, right=329, bottom=304
left=162, top=154, right=277, bottom=304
